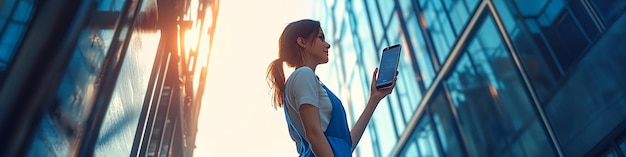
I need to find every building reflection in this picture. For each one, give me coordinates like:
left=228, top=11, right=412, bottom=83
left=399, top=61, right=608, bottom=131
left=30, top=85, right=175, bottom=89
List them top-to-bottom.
left=0, top=0, right=219, bottom=156
left=313, top=0, right=626, bottom=156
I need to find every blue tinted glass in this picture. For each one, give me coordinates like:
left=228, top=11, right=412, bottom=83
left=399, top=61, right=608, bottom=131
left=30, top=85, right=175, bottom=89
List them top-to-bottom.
left=0, top=0, right=36, bottom=83
left=0, top=0, right=18, bottom=22
left=26, top=0, right=147, bottom=155
left=98, top=0, right=125, bottom=11
left=352, top=0, right=378, bottom=72
left=366, top=0, right=384, bottom=45
left=377, top=0, right=395, bottom=24
left=398, top=0, right=436, bottom=89
left=399, top=0, right=414, bottom=19
left=419, top=0, right=457, bottom=64
left=443, top=0, right=479, bottom=34
left=492, top=0, right=601, bottom=101
left=494, top=0, right=559, bottom=99
left=513, top=0, right=549, bottom=16
left=542, top=0, right=566, bottom=25
left=569, top=0, right=601, bottom=40
left=590, top=0, right=626, bottom=27
left=13, top=1, right=34, bottom=22
left=388, top=1, right=428, bottom=117
left=92, top=2, right=163, bottom=155
left=543, top=11, right=590, bottom=69
left=386, top=13, right=401, bottom=45
left=445, top=14, right=554, bottom=157
left=542, top=17, right=626, bottom=156
left=1, top=24, right=25, bottom=55
left=413, top=27, right=436, bottom=88
left=27, top=30, right=110, bottom=157
left=94, top=31, right=159, bottom=156
left=396, top=48, right=423, bottom=122
left=396, top=73, right=422, bottom=122
left=430, top=89, right=464, bottom=157
left=389, top=95, right=406, bottom=135
left=371, top=100, right=399, bottom=156
left=401, top=114, right=441, bottom=157
left=620, top=138, right=626, bottom=155
left=399, top=140, right=419, bottom=156
left=604, top=149, right=619, bottom=157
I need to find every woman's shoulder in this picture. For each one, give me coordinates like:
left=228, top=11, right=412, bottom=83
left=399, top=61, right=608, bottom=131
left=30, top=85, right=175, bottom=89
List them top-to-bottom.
left=293, top=66, right=314, bottom=74
left=287, top=67, right=318, bottom=84
left=289, top=67, right=315, bottom=78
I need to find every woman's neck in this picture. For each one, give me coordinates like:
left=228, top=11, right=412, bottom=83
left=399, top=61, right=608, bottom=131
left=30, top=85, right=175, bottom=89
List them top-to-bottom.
left=302, top=61, right=318, bottom=72
left=298, top=65, right=317, bottom=72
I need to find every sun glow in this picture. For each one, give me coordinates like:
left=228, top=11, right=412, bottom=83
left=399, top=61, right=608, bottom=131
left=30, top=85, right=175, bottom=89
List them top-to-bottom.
left=177, top=0, right=218, bottom=94
left=194, top=0, right=313, bottom=156
left=184, top=25, right=200, bottom=52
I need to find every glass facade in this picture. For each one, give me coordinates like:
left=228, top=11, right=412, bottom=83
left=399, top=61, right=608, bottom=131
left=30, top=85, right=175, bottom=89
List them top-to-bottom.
left=0, top=0, right=219, bottom=156
left=0, top=0, right=36, bottom=84
left=313, top=0, right=626, bottom=156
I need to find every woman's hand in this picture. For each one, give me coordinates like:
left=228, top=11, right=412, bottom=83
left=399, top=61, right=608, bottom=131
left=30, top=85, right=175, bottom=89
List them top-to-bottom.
left=369, top=68, right=397, bottom=102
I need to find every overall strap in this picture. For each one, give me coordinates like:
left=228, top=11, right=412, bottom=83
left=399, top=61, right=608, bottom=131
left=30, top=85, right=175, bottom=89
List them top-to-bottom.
left=320, top=85, right=353, bottom=155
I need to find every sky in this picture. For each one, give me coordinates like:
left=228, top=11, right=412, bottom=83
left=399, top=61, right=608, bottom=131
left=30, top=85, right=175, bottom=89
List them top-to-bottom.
left=194, top=0, right=313, bottom=156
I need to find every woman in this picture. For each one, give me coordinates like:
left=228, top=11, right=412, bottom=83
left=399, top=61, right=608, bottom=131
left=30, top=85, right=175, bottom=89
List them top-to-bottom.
left=267, top=19, right=396, bottom=157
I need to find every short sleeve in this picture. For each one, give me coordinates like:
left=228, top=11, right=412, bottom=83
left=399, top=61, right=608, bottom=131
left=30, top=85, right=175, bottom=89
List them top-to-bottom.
left=290, top=67, right=321, bottom=109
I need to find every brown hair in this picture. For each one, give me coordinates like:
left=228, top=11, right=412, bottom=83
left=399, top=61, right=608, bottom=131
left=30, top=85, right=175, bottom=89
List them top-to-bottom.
left=267, top=19, right=321, bottom=108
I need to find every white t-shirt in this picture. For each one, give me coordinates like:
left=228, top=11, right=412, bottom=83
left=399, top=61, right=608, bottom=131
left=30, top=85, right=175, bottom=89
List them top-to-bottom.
left=284, top=67, right=333, bottom=146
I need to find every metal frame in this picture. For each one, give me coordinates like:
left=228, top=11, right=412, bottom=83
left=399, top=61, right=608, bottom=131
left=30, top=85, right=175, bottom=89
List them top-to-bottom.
left=389, top=1, right=488, bottom=156
left=486, top=1, right=565, bottom=156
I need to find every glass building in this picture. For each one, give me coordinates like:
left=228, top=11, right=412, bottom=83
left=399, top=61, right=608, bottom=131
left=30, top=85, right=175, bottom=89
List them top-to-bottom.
left=0, top=0, right=219, bottom=156
left=313, top=0, right=626, bottom=156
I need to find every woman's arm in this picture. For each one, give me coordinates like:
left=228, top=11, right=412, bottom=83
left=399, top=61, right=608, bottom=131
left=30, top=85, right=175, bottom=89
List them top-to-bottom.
left=350, top=68, right=397, bottom=151
left=300, top=104, right=335, bottom=157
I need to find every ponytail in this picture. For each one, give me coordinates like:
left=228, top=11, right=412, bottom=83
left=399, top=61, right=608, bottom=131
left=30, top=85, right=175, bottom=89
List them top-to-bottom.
left=267, top=19, right=321, bottom=109
left=267, top=58, right=285, bottom=108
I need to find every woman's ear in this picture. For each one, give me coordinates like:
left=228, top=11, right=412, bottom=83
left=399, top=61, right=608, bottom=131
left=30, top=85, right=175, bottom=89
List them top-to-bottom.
left=297, top=37, right=307, bottom=48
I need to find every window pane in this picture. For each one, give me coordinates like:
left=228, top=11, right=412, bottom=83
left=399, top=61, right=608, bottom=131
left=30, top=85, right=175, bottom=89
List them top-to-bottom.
left=0, top=0, right=36, bottom=84
left=25, top=0, right=156, bottom=155
left=98, top=0, right=125, bottom=11
left=365, top=0, right=384, bottom=45
left=376, top=0, right=395, bottom=24
left=400, top=0, right=436, bottom=89
left=419, top=0, right=457, bottom=64
left=443, top=0, right=479, bottom=34
left=492, top=0, right=560, bottom=101
left=493, top=0, right=603, bottom=102
left=590, top=0, right=626, bottom=27
left=542, top=10, right=589, bottom=69
left=386, top=14, right=401, bottom=46
left=445, top=14, right=554, bottom=157
left=541, top=20, right=626, bottom=157
left=1, top=23, right=26, bottom=57
left=94, top=31, right=159, bottom=156
left=396, top=61, right=423, bottom=122
left=430, top=88, right=464, bottom=157
left=389, top=94, right=406, bottom=135
left=371, top=100, right=398, bottom=156
left=400, top=114, right=441, bottom=157
left=619, top=138, right=626, bottom=153
left=399, top=141, right=418, bottom=157
left=603, top=149, right=619, bottom=157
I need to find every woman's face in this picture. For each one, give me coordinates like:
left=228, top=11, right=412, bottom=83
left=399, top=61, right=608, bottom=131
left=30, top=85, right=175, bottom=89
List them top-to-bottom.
left=303, top=29, right=331, bottom=64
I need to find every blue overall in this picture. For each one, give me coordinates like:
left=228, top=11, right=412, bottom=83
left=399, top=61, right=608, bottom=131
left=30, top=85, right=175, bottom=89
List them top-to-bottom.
left=284, top=85, right=353, bottom=157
